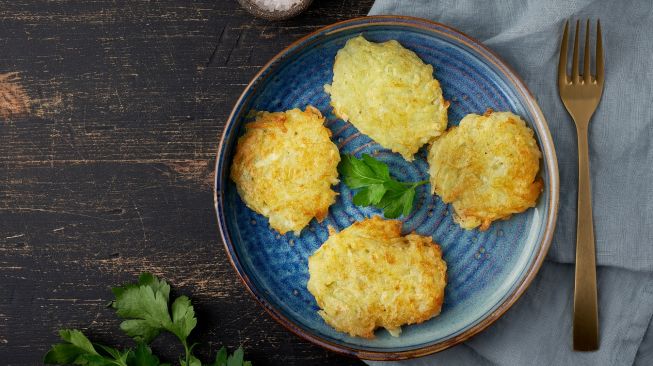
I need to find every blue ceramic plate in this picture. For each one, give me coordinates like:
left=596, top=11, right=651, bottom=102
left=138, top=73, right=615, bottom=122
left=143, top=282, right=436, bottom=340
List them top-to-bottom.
left=215, top=16, right=559, bottom=360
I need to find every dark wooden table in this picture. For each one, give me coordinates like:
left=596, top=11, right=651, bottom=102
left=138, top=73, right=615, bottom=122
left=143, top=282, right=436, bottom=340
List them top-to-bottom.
left=0, top=1, right=373, bottom=364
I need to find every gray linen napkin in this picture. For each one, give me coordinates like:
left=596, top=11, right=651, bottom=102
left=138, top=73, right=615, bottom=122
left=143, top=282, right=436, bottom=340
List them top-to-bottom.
left=366, top=1, right=653, bottom=365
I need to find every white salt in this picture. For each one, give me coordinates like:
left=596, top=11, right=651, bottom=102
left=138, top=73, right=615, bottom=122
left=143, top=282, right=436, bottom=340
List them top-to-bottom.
left=255, top=0, right=303, bottom=12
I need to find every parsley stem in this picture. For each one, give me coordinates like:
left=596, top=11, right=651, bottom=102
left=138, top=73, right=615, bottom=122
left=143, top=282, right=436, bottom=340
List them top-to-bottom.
left=402, top=179, right=429, bottom=187
left=181, top=339, right=191, bottom=365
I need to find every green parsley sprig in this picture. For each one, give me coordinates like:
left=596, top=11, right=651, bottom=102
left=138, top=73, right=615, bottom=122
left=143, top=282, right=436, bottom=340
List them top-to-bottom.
left=338, top=154, right=428, bottom=218
left=44, top=273, right=251, bottom=366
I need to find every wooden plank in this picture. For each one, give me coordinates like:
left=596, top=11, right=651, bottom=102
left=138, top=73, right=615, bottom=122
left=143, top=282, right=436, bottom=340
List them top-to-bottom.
left=0, top=0, right=374, bottom=364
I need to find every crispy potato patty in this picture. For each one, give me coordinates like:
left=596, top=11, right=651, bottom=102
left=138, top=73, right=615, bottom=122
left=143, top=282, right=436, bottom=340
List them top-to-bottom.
left=325, top=36, right=448, bottom=161
left=230, top=106, right=340, bottom=235
left=428, top=111, right=543, bottom=230
left=307, top=216, right=447, bottom=338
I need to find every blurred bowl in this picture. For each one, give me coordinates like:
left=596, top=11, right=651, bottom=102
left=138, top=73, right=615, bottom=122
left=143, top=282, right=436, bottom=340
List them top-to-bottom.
left=238, top=0, right=313, bottom=21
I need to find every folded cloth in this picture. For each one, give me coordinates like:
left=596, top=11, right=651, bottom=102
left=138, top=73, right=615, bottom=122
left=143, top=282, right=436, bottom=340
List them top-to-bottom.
left=366, top=1, right=653, bottom=365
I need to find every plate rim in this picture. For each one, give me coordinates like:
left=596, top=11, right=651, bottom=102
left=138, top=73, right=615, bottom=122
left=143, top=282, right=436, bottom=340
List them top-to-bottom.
left=214, top=15, right=560, bottom=361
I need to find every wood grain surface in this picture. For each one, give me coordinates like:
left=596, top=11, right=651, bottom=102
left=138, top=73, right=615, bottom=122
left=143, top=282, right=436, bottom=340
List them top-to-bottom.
left=0, top=1, right=373, bottom=364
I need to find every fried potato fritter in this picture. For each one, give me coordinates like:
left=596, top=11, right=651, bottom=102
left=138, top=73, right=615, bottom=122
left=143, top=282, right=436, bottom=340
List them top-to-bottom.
left=325, top=36, right=448, bottom=161
left=230, top=106, right=340, bottom=235
left=428, top=111, right=543, bottom=230
left=307, top=216, right=447, bottom=338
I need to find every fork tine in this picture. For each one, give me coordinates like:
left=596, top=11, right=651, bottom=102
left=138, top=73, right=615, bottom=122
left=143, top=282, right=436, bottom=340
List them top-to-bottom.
left=596, top=19, right=604, bottom=84
left=571, top=20, right=580, bottom=83
left=583, top=20, right=591, bottom=83
left=558, top=21, right=569, bottom=86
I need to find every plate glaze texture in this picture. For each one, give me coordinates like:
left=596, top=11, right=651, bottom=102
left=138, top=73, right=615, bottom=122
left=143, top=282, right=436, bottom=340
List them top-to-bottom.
left=215, top=16, right=559, bottom=360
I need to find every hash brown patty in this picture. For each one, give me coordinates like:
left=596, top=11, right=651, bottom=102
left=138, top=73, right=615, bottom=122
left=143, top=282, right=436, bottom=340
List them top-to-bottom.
left=325, top=36, right=448, bottom=161
left=230, top=106, right=340, bottom=235
left=428, top=110, right=543, bottom=230
left=307, top=216, right=447, bottom=338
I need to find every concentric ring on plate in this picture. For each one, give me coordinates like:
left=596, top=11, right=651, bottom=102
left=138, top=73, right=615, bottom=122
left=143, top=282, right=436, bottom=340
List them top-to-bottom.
left=214, top=16, right=559, bottom=360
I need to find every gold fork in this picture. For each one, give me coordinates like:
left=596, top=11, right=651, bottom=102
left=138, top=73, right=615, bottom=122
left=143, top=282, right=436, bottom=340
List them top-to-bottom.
left=558, top=19, right=604, bottom=351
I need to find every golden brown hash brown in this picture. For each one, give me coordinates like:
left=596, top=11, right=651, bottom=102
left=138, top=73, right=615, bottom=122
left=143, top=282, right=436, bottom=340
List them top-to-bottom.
left=325, top=36, right=448, bottom=161
left=230, top=106, right=340, bottom=235
left=428, top=110, right=543, bottom=231
left=307, top=216, right=447, bottom=338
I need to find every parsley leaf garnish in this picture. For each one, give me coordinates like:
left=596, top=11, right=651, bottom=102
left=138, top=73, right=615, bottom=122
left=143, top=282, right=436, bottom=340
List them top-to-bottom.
left=339, top=154, right=428, bottom=219
left=44, top=273, right=251, bottom=366
left=110, top=273, right=198, bottom=365
left=110, top=273, right=177, bottom=344
left=43, top=329, right=140, bottom=366
left=128, top=343, right=165, bottom=366
left=209, top=347, right=251, bottom=366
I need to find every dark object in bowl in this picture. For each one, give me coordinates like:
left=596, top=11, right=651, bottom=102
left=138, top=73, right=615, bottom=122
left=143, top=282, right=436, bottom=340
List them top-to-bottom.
left=238, top=0, right=313, bottom=21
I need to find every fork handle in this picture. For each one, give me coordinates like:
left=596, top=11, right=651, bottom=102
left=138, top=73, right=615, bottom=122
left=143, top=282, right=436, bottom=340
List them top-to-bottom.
left=573, top=126, right=599, bottom=351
